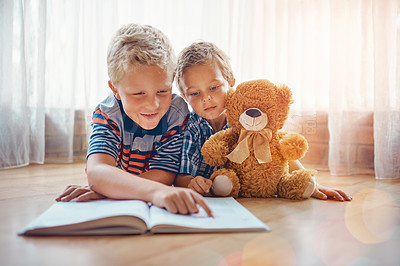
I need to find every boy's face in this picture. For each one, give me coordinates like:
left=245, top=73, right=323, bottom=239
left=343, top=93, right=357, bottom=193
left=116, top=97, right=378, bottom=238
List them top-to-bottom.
left=182, top=63, right=229, bottom=122
left=109, top=65, right=173, bottom=130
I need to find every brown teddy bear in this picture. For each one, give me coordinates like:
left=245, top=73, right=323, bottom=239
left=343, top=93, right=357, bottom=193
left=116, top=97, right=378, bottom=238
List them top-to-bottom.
left=201, top=79, right=317, bottom=200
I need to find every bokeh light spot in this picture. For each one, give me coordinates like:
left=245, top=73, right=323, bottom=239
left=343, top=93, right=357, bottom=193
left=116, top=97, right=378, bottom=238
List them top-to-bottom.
left=345, top=188, right=400, bottom=244
left=314, top=215, right=364, bottom=265
left=242, top=234, right=296, bottom=266
left=218, top=251, right=242, bottom=266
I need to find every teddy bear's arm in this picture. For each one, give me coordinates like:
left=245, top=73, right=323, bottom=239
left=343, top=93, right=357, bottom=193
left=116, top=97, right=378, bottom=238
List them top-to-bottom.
left=201, top=129, right=233, bottom=166
left=278, top=132, right=309, bottom=161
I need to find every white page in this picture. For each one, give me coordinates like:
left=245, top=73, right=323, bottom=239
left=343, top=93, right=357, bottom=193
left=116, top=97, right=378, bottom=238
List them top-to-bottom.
left=148, top=197, right=269, bottom=232
left=21, top=199, right=150, bottom=231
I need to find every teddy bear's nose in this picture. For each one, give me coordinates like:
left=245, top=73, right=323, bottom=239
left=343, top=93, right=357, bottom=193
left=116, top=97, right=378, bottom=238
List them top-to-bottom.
left=245, top=108, right=262, bottom=118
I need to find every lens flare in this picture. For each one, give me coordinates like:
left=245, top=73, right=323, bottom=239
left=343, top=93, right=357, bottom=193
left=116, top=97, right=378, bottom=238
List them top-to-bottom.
left=345, top=188, right=400, bottom=244
left=314, top=215, right=364, bottom=265
left=241, top=234, right=296, bottom=266
left=218, top=251, right=242, bottom=266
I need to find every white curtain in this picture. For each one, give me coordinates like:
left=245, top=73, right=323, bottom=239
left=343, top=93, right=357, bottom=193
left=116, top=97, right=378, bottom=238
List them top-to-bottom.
left=1, top=0, right=399, bottom=179
left=1, top=0, right=46, bottom=167
left=229, top=0, right=400, bottom=179
left=372, top=0, right=400, bottom=179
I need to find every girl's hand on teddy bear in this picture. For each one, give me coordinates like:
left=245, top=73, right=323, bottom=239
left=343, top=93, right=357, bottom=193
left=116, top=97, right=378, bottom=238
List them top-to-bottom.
left=188, top=176, right=213, bottom=195
left=312, top=184, right=352, bottom=201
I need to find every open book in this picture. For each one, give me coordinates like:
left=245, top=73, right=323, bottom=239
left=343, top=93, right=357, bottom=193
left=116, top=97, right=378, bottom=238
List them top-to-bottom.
left=19, top=197, right=269, bottom=236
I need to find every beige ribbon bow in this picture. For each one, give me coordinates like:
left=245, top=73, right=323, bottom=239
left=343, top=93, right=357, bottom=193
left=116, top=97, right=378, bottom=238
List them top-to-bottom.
left=226, top=128, right=273, bottom=164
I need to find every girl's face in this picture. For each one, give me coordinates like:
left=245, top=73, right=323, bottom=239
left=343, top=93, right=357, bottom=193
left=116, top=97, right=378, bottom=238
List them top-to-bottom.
left=182, top=63, right=230, bottom=123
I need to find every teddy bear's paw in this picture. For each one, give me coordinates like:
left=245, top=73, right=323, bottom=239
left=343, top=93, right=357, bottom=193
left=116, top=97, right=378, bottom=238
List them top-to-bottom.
left=279, top=133, right=308, bottom=160
left=201, top=145, right=228, bottom=166
left=205, top=155, right=228, bottom=167
left=211, top=175, right=233, bottom=197
left=302, top=176, right=316, bottom=198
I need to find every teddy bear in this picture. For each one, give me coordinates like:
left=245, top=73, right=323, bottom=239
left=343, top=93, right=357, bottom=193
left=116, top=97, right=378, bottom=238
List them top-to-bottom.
left=201, top=79, right=317, bottom=200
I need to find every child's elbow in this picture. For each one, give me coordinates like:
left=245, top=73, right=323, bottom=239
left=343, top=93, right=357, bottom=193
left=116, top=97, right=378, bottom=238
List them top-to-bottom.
left=86, top=167, right=96, bottom=187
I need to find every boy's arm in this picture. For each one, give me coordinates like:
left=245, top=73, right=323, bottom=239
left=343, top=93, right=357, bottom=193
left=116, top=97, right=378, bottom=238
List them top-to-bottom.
left=174, top=118, right=209, bottom=191
left=85, top=153, right=171, bottom=200
left=89, top=153, right=212, bottom=216
left=288, top=160, right=305, bottom=172
left=289, top=160, right=352, bottom=201
left=140, top=169, right=175, bottom=186
left=174, top=174, right=194, bottom=188
left=175, top=174, right=212, bottom=194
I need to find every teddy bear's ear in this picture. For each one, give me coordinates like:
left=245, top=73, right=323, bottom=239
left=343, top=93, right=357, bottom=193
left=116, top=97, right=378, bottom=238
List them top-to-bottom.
left=273, top=83, right=293, bottom=130
left=276, top=83, right=294, bottom=106
left=225, top=88, right=235, bottom=104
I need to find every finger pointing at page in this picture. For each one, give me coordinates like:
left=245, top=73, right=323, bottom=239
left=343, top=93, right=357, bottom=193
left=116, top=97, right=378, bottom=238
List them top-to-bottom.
left=192, top=192, right=214, bottom=217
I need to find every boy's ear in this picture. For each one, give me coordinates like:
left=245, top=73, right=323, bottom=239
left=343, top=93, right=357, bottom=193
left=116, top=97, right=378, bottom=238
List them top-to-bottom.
left=230, top=79, right=236, bottom=87
left=108, top=80, right=120, bottom=100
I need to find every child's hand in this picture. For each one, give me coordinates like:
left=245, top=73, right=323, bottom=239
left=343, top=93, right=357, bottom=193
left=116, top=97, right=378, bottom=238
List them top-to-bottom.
left=188, top=176, right=213, bottom=194
left=312, top=184, right=352, bottom=201
left=56, top=185, right=106, bottom=202
left=152, top=186, right=213, bottom=217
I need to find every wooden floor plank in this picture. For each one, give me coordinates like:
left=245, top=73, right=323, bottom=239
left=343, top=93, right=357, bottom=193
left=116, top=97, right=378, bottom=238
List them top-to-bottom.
left=1, top=163, right=399, bottom=266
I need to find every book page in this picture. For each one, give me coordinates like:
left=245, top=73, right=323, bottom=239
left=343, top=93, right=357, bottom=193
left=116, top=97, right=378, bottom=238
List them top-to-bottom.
left=149, top=197, right=269, bottom=233
left=19, top=199, right=151, bottom=235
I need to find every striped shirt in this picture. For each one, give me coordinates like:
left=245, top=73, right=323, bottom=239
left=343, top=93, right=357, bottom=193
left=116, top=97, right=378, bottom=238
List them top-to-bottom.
left=87, top=93, right=189, bottom=175
left=179, top=112, right=231, bottom=179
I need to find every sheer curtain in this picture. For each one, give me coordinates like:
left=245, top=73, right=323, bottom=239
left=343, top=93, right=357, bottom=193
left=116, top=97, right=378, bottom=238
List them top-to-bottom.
left=0, top=0, right=233, bottom=168
left=1, top=0, right=399, bottom=179
left=1, top=0, right=46, bottom=167
left=229, top=0, right=399, bottom=179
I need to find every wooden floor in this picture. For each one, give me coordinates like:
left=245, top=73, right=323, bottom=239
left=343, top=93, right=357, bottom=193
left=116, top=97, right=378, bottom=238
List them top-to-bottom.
left=1, top=163, right=400, bottom=266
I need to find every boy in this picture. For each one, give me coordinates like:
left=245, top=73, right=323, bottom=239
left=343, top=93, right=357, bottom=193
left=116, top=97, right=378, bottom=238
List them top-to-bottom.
left=56, top=24, right=212, bottom=217
left=174, top=41, right=351, bottom=201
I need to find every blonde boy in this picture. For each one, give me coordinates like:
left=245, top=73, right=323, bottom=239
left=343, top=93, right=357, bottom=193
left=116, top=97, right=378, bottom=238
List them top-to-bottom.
left=57, top=24, right=212, bottom=216
left=174, top=41, right=351, bottom=201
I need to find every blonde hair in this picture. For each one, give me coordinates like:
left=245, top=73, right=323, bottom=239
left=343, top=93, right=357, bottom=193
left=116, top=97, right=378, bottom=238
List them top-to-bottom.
left=107, top=24, right=175, bottom=85
left=175, top=41, right=234, bottom=94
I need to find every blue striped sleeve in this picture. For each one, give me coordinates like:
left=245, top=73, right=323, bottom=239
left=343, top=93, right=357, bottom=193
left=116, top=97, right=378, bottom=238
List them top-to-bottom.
left=86, top=109, right=121, bottom=160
